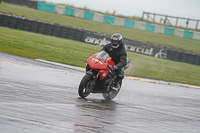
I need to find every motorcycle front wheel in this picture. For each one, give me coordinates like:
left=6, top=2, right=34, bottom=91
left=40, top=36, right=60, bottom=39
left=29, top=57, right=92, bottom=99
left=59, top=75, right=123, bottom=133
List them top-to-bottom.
left=78, top=74, right=93, bottom=98
left=103, top=80, right=122, bottom=100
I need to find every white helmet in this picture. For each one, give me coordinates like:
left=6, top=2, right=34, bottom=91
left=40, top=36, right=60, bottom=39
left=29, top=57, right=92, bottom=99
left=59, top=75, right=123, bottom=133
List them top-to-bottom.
left=111, top=33, right=123, bottom=48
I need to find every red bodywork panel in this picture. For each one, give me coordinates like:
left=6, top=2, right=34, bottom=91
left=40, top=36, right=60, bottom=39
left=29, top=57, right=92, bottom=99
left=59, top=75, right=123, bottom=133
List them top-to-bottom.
left=85, top=53, right=115, bottom=80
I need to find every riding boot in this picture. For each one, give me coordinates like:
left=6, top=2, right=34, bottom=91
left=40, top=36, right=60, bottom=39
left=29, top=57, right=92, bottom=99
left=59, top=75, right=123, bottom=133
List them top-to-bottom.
left=112, top=77, right=121, bottom=91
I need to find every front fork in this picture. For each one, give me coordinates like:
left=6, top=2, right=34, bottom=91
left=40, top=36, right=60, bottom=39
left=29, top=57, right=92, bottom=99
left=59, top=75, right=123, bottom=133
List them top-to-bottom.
left=86, top=70, right=99, bottom=91
left=106, top=71, right=117, bottom=91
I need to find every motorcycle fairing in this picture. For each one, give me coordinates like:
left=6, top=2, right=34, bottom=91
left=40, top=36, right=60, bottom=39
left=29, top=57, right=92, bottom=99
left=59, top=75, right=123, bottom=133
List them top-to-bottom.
left=85, top=53, right=116, bottom=80
left=87, top=55, right=107, bottom=70
left=99, top=69, right=109, bottom=80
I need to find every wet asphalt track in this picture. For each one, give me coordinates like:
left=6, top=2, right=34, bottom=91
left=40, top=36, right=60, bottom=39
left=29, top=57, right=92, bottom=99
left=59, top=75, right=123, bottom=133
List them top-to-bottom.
left=0, top=51, right=200, bottom=133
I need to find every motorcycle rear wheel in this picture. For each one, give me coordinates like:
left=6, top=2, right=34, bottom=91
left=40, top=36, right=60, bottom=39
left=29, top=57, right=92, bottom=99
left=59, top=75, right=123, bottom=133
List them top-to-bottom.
left=78, top=74, right=93, bottom=98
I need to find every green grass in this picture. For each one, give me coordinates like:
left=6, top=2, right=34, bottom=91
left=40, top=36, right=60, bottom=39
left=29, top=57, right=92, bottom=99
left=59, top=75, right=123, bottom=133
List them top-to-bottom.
left=1, top=2, right=200, bottom=54
left=0, top=26, right=200, bottom=86
left=0, top=27, right=98, bottom=67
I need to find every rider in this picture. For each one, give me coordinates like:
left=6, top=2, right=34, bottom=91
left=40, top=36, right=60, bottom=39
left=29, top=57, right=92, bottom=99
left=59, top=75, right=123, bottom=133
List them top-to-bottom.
left=100, top=33, right=127, bottom=91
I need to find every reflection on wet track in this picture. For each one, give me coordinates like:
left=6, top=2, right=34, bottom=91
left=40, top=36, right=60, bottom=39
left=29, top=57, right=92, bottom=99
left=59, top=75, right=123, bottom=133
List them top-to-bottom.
left=0, top=52, right=200, bottom=133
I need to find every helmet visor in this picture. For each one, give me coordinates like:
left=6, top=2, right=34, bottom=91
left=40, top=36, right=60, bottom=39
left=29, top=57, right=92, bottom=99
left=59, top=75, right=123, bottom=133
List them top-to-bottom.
left=112, top=40, right=118, bottom=45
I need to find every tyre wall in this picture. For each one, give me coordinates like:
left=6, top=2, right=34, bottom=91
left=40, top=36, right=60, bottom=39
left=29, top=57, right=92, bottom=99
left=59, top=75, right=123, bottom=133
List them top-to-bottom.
left=2, top=0, right=37, bottom=9
left=0, top=12, right=199, bottom=66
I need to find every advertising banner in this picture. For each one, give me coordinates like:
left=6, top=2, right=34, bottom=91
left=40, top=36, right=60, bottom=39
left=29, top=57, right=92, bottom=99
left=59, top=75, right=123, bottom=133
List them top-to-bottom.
left=37, top=2, right=55, bottom=13
left=55, top=5, right=65, bottom=14
left=65, top=7, right=75, bottom=16
left=74, top=9, right=84, bottom=18
left=84, top=11, right=94, bottom=21
left=93, top=13, right=104, bottom=23
left=103, top=15, right=115, bottom=25
left=114, top=17, right=125, bottom=27
left=124, top=19, right=135, bottom=28
left=134, top=21, right=146, bottom=30
left=145, top=23, right=155, bottom=32
left=154, top=25, right=165, bottom=34
left=164, top=27, right=175, bottom=35
left=174, top=28, right=184, bottom=37
left=83, top=30, right=167, bottom=59
left=184, top=30, right=194, bottom=39
left=193, top=31, right=200, bottom=40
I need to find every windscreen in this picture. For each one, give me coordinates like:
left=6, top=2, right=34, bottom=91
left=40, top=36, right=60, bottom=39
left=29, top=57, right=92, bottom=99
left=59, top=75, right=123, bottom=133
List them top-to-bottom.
left=96, top=51, right=109, bottom=60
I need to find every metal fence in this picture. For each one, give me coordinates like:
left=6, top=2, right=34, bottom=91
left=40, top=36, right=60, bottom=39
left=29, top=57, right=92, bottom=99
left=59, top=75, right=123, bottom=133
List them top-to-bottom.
left=142, top=11, right=200, bottom=30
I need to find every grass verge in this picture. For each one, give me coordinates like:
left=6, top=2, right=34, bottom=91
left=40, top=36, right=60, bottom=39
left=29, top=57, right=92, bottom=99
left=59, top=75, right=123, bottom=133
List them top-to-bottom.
left=0, top=2, right=200, bottom=54
left=0, top=26, right=200, bottom=86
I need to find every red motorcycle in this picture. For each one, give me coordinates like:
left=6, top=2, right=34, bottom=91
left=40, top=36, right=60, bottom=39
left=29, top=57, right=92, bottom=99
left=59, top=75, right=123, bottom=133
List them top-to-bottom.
left=78, top=51, right=130, bottom=100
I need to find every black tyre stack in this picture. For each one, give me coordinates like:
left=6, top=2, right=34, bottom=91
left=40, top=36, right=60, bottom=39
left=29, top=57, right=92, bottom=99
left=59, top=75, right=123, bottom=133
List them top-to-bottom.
left=2, top=0, right=37, bottom=9
left=0, top=13, right=11, bottom=27
left=8, top=15, right=18, bottom=29
left=16, top=16, right=25, bottom=30
left=23, top=18, right=32, bottom=31
left=30, top=20, right=39, bottom=33
left=37, top=21, right=47, bottom=34
left=44, top=23, right=54, bottom=35
left=52, top=23, right=61, bottom=37
left=59, top=25, right=68, bottom=38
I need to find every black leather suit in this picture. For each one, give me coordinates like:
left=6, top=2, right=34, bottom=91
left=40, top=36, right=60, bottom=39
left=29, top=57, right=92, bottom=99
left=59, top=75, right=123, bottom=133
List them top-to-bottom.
left=101, top=42, right=127, bottom=81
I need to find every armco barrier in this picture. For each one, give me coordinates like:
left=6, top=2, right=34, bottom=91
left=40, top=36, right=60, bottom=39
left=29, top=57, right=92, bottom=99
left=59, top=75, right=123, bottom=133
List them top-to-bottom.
left=0, top=12, right=200, bottom=66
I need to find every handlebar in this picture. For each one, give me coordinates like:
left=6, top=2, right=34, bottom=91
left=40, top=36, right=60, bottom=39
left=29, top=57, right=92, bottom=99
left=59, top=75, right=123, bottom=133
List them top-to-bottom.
left=107, top=65, right=117, bottom=79
left=107, top=65, right=113, bottom=70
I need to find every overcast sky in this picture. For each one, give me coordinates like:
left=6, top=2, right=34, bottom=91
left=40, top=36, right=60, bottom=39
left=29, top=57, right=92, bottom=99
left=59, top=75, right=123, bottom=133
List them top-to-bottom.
left=44, top=0, right=200, bottom=29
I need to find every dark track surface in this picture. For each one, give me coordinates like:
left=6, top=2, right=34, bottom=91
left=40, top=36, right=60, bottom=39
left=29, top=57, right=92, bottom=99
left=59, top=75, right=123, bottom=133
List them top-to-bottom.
left=0, top=52, right=200, bottom=133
